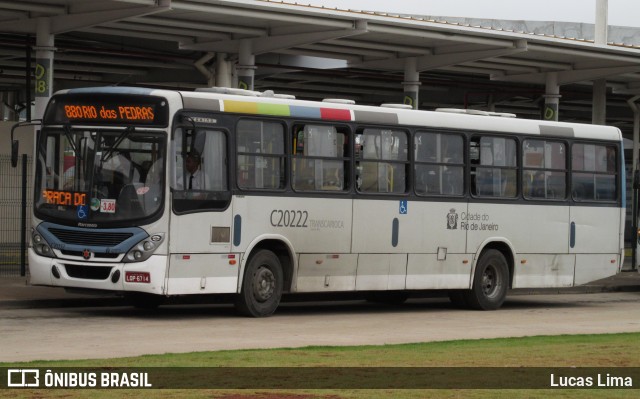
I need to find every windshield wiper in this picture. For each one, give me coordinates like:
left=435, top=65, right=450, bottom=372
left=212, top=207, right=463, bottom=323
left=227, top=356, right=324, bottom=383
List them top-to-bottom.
left=63, top=125, right=80, bottom=159
left=102, top=126, right=134, bottom=162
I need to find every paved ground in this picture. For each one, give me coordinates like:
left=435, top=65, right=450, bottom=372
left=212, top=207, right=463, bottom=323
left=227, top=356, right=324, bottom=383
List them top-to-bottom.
left=1, top=269, right=638, bottom=308
left=0, top=271, right=638, bottom=363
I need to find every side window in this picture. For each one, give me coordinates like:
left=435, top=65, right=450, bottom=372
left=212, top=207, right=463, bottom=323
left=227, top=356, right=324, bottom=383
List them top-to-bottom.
left=237, top=120, right=285, bottom=190
left=292, top=124, right=349, bottom=192
left=172, top=125, right=229, bottom=212
left=173, top=128, right=227, bottom=191
left=356, top=128, right=408, bottom=194
left=414, top=132, right=464, bottom=196
left=470, top=136, right=517, bottom=198
left=522, top=140, right=567, bottom=200
left=571, top=143, right=617, bottom=201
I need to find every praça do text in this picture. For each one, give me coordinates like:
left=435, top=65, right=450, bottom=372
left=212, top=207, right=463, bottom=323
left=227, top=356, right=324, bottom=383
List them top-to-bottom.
left=42, top=190, right=86, bottom=207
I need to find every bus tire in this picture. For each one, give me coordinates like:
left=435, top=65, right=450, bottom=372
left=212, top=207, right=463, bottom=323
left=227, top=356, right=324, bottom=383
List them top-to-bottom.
left=236, top=249, right=283, bottom=317
left=465, top=249, right=509, bottom=310
left=126, top=292, right=164, bottom=309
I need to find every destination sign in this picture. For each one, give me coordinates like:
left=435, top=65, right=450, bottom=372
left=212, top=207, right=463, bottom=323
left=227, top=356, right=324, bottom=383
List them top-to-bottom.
left=44, top=94, right=169, bottom=126
left=63, top=104, right=155, bottom=122
left=42, top=190, right=87, bottom=207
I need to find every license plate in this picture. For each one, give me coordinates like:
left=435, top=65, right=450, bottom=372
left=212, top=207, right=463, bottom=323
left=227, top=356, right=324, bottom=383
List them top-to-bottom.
left=125, top=271, right=150, bottom=283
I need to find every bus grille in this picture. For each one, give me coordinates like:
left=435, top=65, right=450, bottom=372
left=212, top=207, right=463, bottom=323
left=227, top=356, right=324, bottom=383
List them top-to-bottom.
left=49, top=228, right=133, bottom=247
left=61, top=250, right=121, bottom=259
left=64, top=265, right=113, bottom=280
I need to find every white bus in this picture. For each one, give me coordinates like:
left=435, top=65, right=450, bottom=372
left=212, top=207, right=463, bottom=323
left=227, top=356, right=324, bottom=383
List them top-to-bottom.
left=18, top=86, right=625, bottom=316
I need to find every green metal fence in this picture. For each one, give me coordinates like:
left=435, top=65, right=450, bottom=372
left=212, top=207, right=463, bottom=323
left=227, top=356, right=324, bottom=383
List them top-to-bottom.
left=0, top=154, right=32, bottom=277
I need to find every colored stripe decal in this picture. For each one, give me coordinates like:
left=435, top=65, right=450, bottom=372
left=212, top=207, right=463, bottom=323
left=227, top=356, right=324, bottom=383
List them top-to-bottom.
left=183, top=97, right=221, bottom=111
left=222, top=100, right=353, bottom=121
left=224, top=100, right=258, bottom=114
left=257, top=103, right=290, bottom=116
left=290, top=105, right=321, bottom=119
left=320, top=108, right=352, bottom=121
left=354, top=110, right=399, bottom=124
left=539, top=125, right=574, bottom=137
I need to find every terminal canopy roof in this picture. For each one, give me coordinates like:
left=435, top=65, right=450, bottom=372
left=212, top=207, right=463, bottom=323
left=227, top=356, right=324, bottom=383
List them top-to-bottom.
left=1, top=0, right=640, bottom=129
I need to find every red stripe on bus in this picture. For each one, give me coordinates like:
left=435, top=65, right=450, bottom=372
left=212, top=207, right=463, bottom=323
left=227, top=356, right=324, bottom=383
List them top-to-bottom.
left=320, top=108, right=352, bottom=121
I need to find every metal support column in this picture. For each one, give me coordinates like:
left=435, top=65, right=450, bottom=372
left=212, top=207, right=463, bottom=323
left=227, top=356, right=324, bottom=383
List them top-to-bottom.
left=593, top=0, right=608, bottom=125
left=595, top=0, right=609, bottom=45
left=34, top=18, right=55, bottom=120
left=26, top=35, right=32, bottom=121
left=237, top=40, right=256, bottom=91
left=194, top=52, right=215, bottom=87
left=215, top=53, right=232, bottom=88
left=402, top=57, right=420, bottom=109
left=543, top=72, right=561, bottom=121
left=592, top=80, right=608, bottom=125
left=487, top=94, right=496, bottom=112
left=628, top=95, right=640, bottom=271
left=629, top=96, right=640, bottom=176
left=20, top=154, right=27, bottom=277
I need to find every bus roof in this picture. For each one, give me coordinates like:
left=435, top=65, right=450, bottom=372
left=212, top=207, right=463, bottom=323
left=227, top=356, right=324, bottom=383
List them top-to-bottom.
left=57, top=86, right=622, bottom=142
left=179, top=89, right=622, bottom=142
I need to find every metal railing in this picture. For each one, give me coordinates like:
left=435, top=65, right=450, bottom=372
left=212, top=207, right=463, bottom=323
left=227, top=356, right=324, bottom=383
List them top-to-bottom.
left=0, top=154, right=32, bottom=277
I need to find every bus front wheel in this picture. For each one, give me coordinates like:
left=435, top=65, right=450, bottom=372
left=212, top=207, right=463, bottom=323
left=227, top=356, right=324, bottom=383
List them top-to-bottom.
left=236, top=249, right=283, bottom=317
left=465, top=249, right=509, bottom=310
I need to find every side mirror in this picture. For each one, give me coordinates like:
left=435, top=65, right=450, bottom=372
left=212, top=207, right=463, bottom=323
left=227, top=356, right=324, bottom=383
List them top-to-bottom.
left=10, top=120, right=42, bottom=168
left=11, top=140, right=19, bottom=168
left=634, top=170, right=640, bottom=190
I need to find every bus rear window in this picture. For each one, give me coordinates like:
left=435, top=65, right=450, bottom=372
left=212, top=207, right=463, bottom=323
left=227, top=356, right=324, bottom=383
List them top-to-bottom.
left=571, top=143, right=617, bottom=201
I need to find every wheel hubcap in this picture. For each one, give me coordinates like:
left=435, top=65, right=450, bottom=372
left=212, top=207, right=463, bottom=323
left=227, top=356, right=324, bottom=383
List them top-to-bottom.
left=253, top=266, right=275, bottom=302
left=482, top=266, right=498, bottom=297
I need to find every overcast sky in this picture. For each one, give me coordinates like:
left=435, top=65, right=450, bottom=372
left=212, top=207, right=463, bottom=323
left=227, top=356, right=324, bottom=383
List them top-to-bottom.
left=305, top=0, right=640, bottom=27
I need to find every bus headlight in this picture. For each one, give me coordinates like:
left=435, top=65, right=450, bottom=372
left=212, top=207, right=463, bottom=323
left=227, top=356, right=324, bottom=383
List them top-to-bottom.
left=32, top=230, right=55, bottom=258
left=124, top=233, right=165, bottom=263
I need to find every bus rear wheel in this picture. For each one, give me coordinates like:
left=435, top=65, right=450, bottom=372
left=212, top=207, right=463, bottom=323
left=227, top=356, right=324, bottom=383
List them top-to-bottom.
left=236, top=249, right=283, bottom=317
left=465, top=249, right=509, bottom=310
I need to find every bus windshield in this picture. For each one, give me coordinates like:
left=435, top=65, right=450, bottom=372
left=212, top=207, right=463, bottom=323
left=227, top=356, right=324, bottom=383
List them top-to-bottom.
left=34, top=127, right=166, bottom=226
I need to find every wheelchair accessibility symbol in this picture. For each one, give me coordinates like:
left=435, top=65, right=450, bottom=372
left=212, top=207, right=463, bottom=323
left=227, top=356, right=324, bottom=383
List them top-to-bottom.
left=399, top=200, right=408, bottom=215
left=77, top=205, right=88, bottom=220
